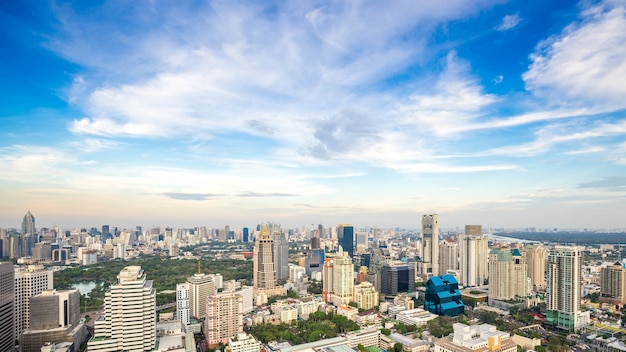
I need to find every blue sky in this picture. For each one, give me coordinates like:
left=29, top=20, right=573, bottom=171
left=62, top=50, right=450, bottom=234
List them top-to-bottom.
left=1, top=0, right=626, bottom=230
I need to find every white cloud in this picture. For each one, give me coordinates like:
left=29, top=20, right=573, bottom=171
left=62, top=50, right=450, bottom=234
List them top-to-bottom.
left=523, top=1, right=626, bottom=110
left=496, top=13, right=521, bottom=31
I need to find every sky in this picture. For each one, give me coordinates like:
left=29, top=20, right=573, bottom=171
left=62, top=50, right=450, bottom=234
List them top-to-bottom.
left=1, top=0, right=626, bottom=231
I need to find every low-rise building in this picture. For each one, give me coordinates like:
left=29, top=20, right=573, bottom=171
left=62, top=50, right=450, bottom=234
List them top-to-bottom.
left=395, top=308, right=438, bottom=327
left=433, top=323, right=516, bottom=352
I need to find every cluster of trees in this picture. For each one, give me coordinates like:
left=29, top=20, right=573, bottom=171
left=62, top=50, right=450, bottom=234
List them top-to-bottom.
left=53, top=255, right=253, bottom=312
left=246, top=311, right=359, bottom=344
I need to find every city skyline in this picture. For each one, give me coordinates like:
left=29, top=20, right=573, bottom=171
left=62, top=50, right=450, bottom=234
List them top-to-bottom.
left=2, top=1, right=626, bottom=229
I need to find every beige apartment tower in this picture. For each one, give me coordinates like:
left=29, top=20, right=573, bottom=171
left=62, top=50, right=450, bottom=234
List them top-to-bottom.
left=459, top=226, right=488, bottom=287
left=439, top=240, right=458, bottom=275
left=522, top=245, right=546, bottom=291
left=332, top=248, right=354, bottom=306
left=488, top=248, right=528, bottom=301
left=600, top=262, right=626, bottom=306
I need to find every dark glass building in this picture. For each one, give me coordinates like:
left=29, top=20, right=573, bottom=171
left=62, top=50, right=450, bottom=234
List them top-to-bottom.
left=338, top=224, right=354, bottom=258
left=380, top=262, right=415, bottom=295
left=424, top=274, right=464, bottom=316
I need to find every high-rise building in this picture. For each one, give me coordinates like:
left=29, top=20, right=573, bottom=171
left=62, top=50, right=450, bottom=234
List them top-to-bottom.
left=22, top=211, right=36, bottom=236
left=420, top=215, right=439, bottom=278
left=337, top=224, right=354, bottom=258
left=253, top=226, right=276, bottom=290
left=458, top=226, right=488, bottom=287
left=242, top=228, right=249, bottom=242
left=273, top=232, right=289, bottom=282
left=439, top=240, right=458, bottom=275
left=522, top=245, right=546, bottom=291
left=546, top=246, right=588, bottom=331
left=488, top=248, right=528, bottom=301
left=332, top=249, right=354, bottom=306
left=322, top=257, right=334, bottom=303
left=381, top=261, right=416, bottom=296
left=0, top=262, right=14, bottom=352
left=600, top=262, right=626, bottom=306
left=14, top=265, right=53, bottom=341
left=87, top=266, right=156, bottom=352
left=187, top=268, right=216, bottom=320
left=352, top=281, right=379, bottom=310
left=176, top=282, right=191, bottom=325
left=20, top=289, right=88, bottom=352
left=205, top=292, right=243, bottom=347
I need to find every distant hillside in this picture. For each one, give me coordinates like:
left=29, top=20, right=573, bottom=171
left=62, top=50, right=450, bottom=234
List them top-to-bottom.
left=494, top=232, right=626, bottom=244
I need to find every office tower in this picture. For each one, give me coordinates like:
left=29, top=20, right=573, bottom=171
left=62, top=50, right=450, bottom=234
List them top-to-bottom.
left=22, top=211, right=36, bottom=236
left=420, top=214, right=439, bottom=278
left=318, top=224, right=324, bottom=239
left=337, top=224, right=354, bottom=258
left=253, top=225, right=276, bottom=290
left=458, top=227, right=488, bottom=287
left=242, top=228, right=249, bottom=242
left=273, top=232, right=289, bottom=282
left=355, top=232, right=368, bottom=254
left=311, top=237, right=320, bottom=250
left=439, top=240, right=458, bottom=275
left=522, top=245, right=546, bottom=291
left=546, top=246, right=588, bottom=331
left=488, top=248, right=528, bottom=301
left=332, top=249, right=354, bottom=306
left=380, top=261, right=416, bottom=296
left=0, top=262, right=14, bottom=352
left=600, top=262, right=626, bottom=306
left=187, top=263, right=216, bottom=320
left=14, top=265, right=53, bottom=341
left=87, top=266, right=156, bottom=352
left=425, top=274, right=465, bottom=316
left=352, top=281, right=379, bottom=310
left=176, top=283, right=191, bottom=325
left=20, top=290, right=87, bottom=352
left=205, top=292, right=243, bottom=347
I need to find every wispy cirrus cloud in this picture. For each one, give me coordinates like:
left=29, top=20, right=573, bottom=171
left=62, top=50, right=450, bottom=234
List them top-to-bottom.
left=496, top=14, right=521, bottom=31
left=161, top=192, right=224, bottom=201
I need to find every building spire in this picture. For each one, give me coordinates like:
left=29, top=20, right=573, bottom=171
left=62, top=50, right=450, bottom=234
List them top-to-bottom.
left=197, top=259, right=201, bottom=274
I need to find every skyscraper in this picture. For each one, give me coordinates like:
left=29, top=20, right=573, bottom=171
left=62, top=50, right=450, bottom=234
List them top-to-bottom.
left=22, top=211, right=36, bottom=236
left=420, top=214, right=439, bottom=278
left=337, top=224, right=354, bottom=258
left=253, top=225, right=276, bottom=290
left=458, top=226, right=488, bottom=287
left=273, top=232, right=289, bottom=282
left=438, top=239, right=458, bottom=275
left=522, top=245, right=546, bottom=291
left=546, top=246, right=588, bottom=331
left=331, top=248, right=354, bottom=306
left=488, top=248, right=528, bottom=301
left=0, top=262, right=14, bottom=352
left=600, top=262, right=626, bottom=306
left=14, top=265, right=53, bottom=341
left=87, top=266, right=156, bottom=352
left=205, top=292, right=243, bottom=347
